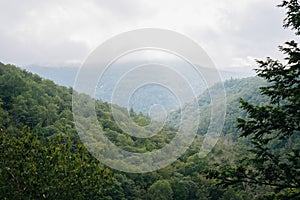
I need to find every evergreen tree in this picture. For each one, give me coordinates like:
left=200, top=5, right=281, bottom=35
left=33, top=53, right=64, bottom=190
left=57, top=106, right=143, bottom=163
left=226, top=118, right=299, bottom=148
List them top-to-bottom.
left=206, top=0, right=300, bottom=199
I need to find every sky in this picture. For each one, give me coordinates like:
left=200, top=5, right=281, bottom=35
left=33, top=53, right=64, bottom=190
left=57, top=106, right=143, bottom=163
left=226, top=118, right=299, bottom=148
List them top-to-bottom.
left=0, top=0, right=296, bottom=70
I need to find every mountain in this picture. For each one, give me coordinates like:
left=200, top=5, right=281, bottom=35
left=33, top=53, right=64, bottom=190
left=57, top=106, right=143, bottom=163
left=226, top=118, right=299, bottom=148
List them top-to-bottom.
left=0, top=62, right=271, bottom=199
left=23, top=64, right=256, bottom=116
left=22, top=65, right=79, bottom=87
left=23, top=65, right=255, bottom=88
left=168, top=76, right=268, bottom=139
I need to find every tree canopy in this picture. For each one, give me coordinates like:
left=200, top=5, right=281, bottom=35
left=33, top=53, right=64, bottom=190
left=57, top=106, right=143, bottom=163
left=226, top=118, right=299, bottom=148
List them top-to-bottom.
left=206, top=0, right=300, bottom=199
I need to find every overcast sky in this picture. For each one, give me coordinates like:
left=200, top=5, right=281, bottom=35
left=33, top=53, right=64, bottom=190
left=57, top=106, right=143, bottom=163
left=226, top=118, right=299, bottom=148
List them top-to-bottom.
left=0, top=0, right=296, bottom=70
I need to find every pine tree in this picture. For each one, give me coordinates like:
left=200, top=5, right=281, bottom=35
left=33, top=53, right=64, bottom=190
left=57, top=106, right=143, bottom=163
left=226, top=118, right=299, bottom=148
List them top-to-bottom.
left=206, top=1, right=300, bottom=199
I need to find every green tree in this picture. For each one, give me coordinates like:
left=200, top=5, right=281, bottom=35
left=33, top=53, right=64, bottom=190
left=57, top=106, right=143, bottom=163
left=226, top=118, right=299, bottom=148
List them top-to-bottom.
left=206, top=0, right=300, bottom=199
left=0, top=127, right=113, bottom=199
left=170, top=178, right=200, bottom=200
left=148, top=180, right=173, bottom=200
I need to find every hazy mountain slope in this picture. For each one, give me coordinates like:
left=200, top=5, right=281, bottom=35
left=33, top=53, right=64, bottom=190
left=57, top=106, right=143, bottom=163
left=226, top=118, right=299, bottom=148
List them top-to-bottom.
left=23, top=64, right=256, bottom=115
left=167, top=76, right=268, bottom=139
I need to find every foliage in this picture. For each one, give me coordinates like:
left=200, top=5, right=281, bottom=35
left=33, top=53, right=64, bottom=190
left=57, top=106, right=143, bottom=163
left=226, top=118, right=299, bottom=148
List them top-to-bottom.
left=205, top=0, right=300, bottom=199
left=280, top=0, right=300, bottom=35
left=0, top=60, right=274, bottom=199
left=0, top=127, right=112, bottom=199
left=147, top=180, right=173, bottom=200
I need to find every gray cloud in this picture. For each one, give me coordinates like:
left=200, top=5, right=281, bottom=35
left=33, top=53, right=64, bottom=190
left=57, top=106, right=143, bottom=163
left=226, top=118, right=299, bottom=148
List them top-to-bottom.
left=0, top=0, right=296, bottom=69
left=188, top=0, right=295, bottom=68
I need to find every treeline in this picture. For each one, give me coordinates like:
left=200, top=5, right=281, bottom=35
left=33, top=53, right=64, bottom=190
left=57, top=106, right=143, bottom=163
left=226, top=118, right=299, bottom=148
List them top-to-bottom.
left=0, top=61, right=269, bottom=199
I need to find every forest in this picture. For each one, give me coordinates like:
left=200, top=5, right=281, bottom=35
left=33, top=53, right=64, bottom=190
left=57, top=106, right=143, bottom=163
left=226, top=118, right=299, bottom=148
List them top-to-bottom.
left=0, top=0, right=299, bottom=199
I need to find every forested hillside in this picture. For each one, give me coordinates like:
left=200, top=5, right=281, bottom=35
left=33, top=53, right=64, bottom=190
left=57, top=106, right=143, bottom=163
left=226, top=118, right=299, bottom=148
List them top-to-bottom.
left=1, top=0, right=299, bottom=199
left=0, top=61, right=276, bottom=199
left=168, top=76, right=268, bottom=140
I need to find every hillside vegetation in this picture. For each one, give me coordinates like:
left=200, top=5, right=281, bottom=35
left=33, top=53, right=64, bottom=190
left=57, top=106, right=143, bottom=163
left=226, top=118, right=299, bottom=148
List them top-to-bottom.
left=0, top=61, right=276, bottom=199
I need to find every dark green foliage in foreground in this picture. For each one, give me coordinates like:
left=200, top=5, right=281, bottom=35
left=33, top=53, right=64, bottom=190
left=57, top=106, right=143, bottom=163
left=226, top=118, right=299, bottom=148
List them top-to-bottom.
left=206, top=0, right=300, bottom=199
left=281, top=0, right=300, bottom=35
left=0, top=127, right=112, bottom=199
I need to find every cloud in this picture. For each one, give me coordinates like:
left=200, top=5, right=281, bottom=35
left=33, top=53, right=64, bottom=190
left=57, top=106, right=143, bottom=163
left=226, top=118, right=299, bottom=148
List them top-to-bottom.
left=0, top=0, right=296, bottom=69
left=231, top=56, right=257, bottom=68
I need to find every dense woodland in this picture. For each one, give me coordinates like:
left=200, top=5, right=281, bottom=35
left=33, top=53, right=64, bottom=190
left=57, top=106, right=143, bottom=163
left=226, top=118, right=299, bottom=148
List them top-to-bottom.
left=0, top=0, right=299, bottom=199
left=0, top=61, right=262, bottom=199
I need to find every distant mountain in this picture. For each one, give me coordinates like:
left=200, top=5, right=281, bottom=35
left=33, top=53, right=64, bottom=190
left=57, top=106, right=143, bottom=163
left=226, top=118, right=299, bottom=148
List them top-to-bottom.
left=23, top=64, right=256, bottom=115
left=23, top=64, right=256, bottom=88
left=22, top=65, right=79, bottom=87
left=167, top=76, right=268, bottom=139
